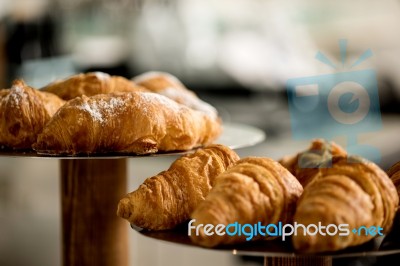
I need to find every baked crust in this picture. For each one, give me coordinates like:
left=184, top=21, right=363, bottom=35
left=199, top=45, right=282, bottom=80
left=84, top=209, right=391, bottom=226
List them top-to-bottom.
left=133, top=71, right=218, bottom=118
left=42, top=72, right=147, bottom=100
left=0, top=80, right=65, bottom=149
left=33, top=91, right=222, bottom=155
left=279, top=139, right=348, bottom=186
left=117, top=144, right=240, bottom=230
left=292, top=155, right=399, bottom=253
left=189, top=157, right=303, bottom=247
left=388, top=161, right=400, bottom=204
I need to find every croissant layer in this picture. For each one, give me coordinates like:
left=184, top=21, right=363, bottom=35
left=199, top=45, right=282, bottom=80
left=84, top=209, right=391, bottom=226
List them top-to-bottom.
left=132, top=71, right=218, bottom=118
left=42, top=72, right=147, bottom=100
left=0, top=80, right=65, bottom=149
left=33, top=92, right=222, bottom=155
left=279, top=139, right=348, bottom=186
left=116, top=144, right=240, bottom=230
left=292, top=156, right=399, bottom=253
left=189, top=157, right=303, bottom=247
left=388, top=161, right=400, bottom=206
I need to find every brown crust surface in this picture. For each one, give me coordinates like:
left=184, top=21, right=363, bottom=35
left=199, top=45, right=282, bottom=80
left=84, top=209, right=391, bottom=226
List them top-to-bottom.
left=42, top=72, right=148, bottom=100
left=0, top=80, right=65, bottom=149
left=33, top=91, right=222, bottom=155
left=116, top=144, right=240, bottom=230
left=292, top=155, right=399, bottom=253
left=189, top=157, right=303, bottom=247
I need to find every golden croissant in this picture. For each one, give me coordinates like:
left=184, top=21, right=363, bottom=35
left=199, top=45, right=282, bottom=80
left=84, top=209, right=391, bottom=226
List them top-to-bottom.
left=41, top=71, right=147, bottom=100
left=132, top=71, right=218, bottom=118
left=0, top=79, right=65, bottom=149
left=33, top=91, right=222, bottom=155
left=279, top=138, right=347, bottom=186
left=116, top=144, right=240, bottom=230
left=292, top=155, right=399, bottom=253
left=189, top=157, right=303, bottom=248
left=388, top=161, right=400, bottom=205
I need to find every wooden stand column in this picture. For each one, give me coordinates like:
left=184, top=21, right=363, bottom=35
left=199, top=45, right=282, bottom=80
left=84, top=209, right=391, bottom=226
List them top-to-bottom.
left=60, top=159, right=128, bottom=266
left=264, top=256, right=332, bottom=266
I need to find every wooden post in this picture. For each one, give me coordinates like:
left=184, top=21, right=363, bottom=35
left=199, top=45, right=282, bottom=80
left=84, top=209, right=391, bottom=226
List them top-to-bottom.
left=60, top=159, right=128, bottom=266
left=264, top=256, right=332, bottom=266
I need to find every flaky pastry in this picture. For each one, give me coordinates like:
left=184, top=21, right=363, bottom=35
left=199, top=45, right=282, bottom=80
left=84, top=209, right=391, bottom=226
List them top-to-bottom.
left=41, top=71, right=147, bottom=100
left=132, top=71, right=218, bottom=118
left=0, top=80, right=65, bottom=149
left=33, top=91, right=222, bottom=155
left=279, top=139, right=347, bottom=186
left=117, top=144, right=240, bottom=230
left=292, top=155, right=399, bottom=253
left=189, top=157, right=303, bottom=247
left=388, top=161, right=400, bottom=206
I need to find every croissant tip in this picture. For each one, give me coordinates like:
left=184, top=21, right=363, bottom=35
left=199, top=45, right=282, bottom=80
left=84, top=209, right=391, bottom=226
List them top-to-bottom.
left=12, top=78, right=26, bottom=84
left=11, top=79, right=27, bottom=89
left=117, top=198, right=132, bottom=220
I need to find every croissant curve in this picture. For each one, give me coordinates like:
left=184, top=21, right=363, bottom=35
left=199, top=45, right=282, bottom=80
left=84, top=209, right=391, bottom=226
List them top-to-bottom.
left=132, top=71, right=218, bottom=118
left=41, top=72, right=147, bottom=100
left=0, top=79, right=65, bottom=149
left=33, top=91, right=222, bottom=155
left=279, top=139, right=347, bottom=186
left=116, top=144, right=240, bottom=230
left=292, top=155, right=399, bottom=253
left=189, top=157, right=303, bottom=247
left=387, top=161, right=400, bottom=208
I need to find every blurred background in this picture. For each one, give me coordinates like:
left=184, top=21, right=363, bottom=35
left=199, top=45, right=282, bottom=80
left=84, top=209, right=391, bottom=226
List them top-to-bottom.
left=1, top=0, right=400, bottom=265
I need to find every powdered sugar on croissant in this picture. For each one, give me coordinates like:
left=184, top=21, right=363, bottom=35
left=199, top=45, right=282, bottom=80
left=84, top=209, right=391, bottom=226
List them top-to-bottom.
left=132, top=71, right=218, bottom=118
left=0, top=80, right=65, bottom=149
left=33, top=91, right=222, bottom=155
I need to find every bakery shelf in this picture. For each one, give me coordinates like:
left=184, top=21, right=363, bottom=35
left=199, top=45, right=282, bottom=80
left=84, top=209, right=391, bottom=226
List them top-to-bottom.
left=0, top=122, right=266, bottom=266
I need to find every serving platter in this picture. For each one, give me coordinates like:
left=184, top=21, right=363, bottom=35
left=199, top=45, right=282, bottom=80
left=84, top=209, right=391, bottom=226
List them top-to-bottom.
left=0, top=122, right=266, bottom=159
left=0, top=122, right=266, bottom=266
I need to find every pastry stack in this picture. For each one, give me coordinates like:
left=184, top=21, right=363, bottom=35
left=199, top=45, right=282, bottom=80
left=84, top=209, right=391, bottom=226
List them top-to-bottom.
left=0, top=71, right=222, bottom=155
left=117, top=139, right=400, bottom=253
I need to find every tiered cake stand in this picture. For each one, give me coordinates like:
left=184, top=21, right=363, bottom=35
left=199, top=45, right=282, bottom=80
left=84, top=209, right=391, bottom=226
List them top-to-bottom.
left=0, top=122, right=265, bottom=266
left=3, top=122, right=399, bottom=266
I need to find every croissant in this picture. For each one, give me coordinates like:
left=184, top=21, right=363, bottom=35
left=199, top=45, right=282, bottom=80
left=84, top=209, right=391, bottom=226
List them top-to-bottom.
left=132, top=71, right=218, bottom=118
left=41, top=72, right=148, bottom=100
left=0, top=79, right=65, bottom=149
left=0, top=89, right=8, bottom=97
left=33, top=91, right=222, bottom=155
left=279, top=139, right=347, bottom=186
left=116, top=144, right=240, bottom=230
left=292, top=155, right=399, bottom=253
left=189, top=157, right=303, bottom=248
left=388, top=161, right=400, bottom=204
